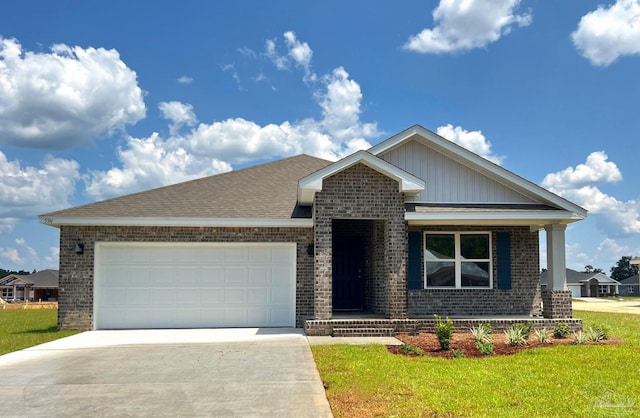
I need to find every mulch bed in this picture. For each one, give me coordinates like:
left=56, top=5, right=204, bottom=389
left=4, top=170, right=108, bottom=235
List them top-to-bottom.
left=387, top=333, right=620, bottom=358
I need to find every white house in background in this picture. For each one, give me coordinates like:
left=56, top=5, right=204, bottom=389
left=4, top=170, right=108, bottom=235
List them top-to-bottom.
left=541, top=268, right=620, bottom=298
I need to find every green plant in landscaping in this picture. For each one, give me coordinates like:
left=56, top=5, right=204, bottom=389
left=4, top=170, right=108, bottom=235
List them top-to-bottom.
left=434, top=314, right=454, bottom=350
left=513, top=322, right=533, bottom=339
left=553, top=322, right=570, bottom=338
left=470, top=324, right=494, bottom=355
left=504, top=324, right=528, bottom=346
left=588, top=324, right=609, bottom=341
left=584, top=325, right=610, bottom=343
left=534, top=327, right=551, bottom=343
left=572, top=330, right=588, bottom=345
left=400, top=343, right=425, bottom=356
left=451, top=349, right=465, bottom=358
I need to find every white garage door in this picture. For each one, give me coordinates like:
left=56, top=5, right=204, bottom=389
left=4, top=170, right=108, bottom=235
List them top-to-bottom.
left=94, top=242, right=296, bottom=329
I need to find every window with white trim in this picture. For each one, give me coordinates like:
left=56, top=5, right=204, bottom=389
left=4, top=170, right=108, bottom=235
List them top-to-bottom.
left=424, top=232, right=492, bottom=288
left=1, top=288, right=13, bottom=299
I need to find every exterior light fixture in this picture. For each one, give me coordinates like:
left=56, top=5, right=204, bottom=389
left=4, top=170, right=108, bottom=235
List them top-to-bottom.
left=74, top=242, right=85, bottom=255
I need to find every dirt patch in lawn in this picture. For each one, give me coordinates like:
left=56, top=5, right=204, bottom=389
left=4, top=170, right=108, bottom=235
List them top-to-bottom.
left=388, top=333, right=620, bottom=359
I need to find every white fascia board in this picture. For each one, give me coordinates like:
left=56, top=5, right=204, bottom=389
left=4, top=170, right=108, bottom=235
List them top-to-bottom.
left=370, top=125, right=588, bottom=219
left=297, top=150, right=425, bottom=205
left=405, top=210, right=582, bottom=226
left=39, top=216, right=313, bottom=228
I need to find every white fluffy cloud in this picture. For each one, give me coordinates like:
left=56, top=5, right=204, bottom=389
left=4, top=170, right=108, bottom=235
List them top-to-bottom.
left=404, top=0, right=532, bottom=54
left=572, top=0, right=640, bottom=66
left=85, top=34, right=380, bottom=199
left=0, top=37, right=146, bottom=149
left=436, top=124, right=504, bottom=164
left=85, top=133, right=232, bottom=200
left=0, top=151, right=80, bottom=221
left=541, top=151, right=622, bottom=188
left=542, top=152, right=640, bottom=236
left=0, top=237, right=56, bottom=269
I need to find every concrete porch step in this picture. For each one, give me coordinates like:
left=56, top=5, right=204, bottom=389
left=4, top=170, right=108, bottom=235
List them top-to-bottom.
left=332, top=327, right=394, bottom=337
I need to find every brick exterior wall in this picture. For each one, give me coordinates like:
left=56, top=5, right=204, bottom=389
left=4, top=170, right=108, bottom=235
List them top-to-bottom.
left=313, top=163, right=407, bottom=320
left=58, top=225, right=314, bottom=330
left=407, top=226, right=544, bottom=317
left=541, top=290, right=572, bottom=318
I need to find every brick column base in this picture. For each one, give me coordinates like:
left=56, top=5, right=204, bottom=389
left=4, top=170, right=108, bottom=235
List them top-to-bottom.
left=541, top=290, right=572, bottom=318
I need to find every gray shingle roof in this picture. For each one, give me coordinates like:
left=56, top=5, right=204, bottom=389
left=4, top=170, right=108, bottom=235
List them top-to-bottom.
left=42, top=154, right=332, bottom=220
left=0, top=269, right=58, bottom=287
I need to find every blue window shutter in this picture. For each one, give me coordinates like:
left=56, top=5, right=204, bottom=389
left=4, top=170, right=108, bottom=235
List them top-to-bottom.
left=408, top=231, right=423, bottom=289
left=496, top=232, right=512, bottom=290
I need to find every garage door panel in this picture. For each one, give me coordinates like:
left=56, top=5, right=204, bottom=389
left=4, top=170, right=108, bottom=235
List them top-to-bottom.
left=95, top=243, right=295, bottom=329
left=225, top=267, right=246, bottom=284
left=247, top=267, right=269, bottom=284
left=126, top=289, right=152, bottom=306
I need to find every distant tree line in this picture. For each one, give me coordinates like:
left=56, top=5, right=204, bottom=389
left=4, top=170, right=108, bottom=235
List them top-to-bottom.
left=578, top=255, right=638, bottom=281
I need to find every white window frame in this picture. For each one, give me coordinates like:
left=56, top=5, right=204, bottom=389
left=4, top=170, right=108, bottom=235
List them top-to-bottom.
left=423, top=231, right=493, bottom=289
left=1, top=288, right=13, bottom=299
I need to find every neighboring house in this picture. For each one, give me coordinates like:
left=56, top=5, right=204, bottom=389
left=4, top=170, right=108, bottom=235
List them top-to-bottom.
left=39, top=125, right=587, bottom=332
left=541, top=269, right=620, bottom=298
left=0, top=270, right=59, bottom=302
left=618, top=274, right=640, bottom=296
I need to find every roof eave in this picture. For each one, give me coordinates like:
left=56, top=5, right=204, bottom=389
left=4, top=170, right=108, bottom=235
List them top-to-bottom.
left=297, top=150, right=425, bottom=205
left=39, top=216, right=313, bottom=228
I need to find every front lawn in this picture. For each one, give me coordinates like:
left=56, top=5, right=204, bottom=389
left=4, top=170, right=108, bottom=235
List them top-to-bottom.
left=0, top=309, right=79, bottom=355
left=312, top=312, right=640, bottom=417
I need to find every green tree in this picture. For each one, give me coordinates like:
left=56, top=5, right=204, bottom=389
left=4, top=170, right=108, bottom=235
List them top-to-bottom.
left=610, top=256, right=639, bottom=281
left=583, top=265, right=604, bottom=274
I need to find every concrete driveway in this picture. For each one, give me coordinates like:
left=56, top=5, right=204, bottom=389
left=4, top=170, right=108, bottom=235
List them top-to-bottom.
left=0, top=328, right=332, bottom=417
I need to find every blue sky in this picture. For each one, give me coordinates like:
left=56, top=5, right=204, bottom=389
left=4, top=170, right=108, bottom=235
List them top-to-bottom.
left=1, top=0, right=639, bottom=273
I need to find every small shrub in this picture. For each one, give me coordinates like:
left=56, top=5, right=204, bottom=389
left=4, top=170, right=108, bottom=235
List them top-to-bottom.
left=434, top=314, right=455, bottom=350
left=513, top=322, right=533, bottom=339
left=553, top=322, right=571, bottom=339
left=470, top=324, right=493, bottom=344
left=470, top=324, right=494, bottom=355
left=504, top=324, right=528, bottom=346
left=590, top=325, right=609, bottom=341
left=534, top=328, right=551, bottom=344
left=572, top=331, right=588, bottom=345
left=476, top=341, right=494, bottom=355
left=401, top=343, right=425, bottom=356
left=452, top=349, right=465, bottom=358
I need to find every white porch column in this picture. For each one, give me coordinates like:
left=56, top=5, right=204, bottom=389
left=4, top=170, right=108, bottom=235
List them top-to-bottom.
left=545, top=224, right=567, bottom=291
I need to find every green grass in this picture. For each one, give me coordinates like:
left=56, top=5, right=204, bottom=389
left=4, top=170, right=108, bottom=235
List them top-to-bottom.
left=0, top=309, right=80, bottom=355
left=312, top=312, right=640, bottom=417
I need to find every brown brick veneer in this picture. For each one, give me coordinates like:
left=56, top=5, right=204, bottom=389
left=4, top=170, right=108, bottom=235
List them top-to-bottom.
left=313, top=163, right=407, bottom=320
left=58, top=225, right=314, bottom=330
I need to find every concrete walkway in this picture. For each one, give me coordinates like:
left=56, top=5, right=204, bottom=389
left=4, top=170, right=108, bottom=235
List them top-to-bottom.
left=0, top=328, right=333, bottom=417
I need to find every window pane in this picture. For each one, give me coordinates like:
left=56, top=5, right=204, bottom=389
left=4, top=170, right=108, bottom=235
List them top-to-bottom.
left=426, top=234, right=455, bottom=259
left=460, top=234, right=489, bottom=259
left=426, top=261, right=455, bottom=287
left=461, top=262, right=490, bottom=287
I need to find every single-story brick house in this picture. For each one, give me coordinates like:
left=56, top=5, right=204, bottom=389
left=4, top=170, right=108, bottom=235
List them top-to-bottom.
left=40, top=125, right=586, bottom=333
left=541, top=268, right=620, bottom=298
left=0, top=269, right=59, bottom=302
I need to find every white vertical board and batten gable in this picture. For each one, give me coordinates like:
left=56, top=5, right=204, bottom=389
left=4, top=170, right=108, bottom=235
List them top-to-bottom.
left=370, top=126, right=586, bottom=214
left=380, top=138, right=533, bottom=204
